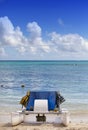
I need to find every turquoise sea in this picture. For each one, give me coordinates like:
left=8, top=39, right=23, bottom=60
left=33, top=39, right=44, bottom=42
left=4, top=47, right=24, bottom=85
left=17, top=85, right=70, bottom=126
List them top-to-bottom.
left=0, top=60, right=88, bottom=113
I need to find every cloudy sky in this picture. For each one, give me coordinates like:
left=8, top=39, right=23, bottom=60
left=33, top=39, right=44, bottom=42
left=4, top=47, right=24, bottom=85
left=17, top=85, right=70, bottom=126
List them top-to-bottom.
left=0, top=0, right=88, bottom=60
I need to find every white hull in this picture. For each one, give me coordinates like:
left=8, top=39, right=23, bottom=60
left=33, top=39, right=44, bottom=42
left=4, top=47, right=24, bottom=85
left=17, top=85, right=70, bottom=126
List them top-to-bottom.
left=11, top=110, right=69, bottom=126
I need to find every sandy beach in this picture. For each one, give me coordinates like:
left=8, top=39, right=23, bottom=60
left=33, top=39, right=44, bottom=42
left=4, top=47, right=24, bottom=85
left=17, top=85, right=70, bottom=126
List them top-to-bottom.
left=0, top=112, right=88, bottom=130
left=0, top=122, right=88, bottom=130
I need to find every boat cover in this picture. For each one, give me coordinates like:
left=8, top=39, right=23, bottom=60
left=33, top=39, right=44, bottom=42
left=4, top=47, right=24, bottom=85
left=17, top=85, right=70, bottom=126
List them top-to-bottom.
left=26, top=91, right=56, bottom=111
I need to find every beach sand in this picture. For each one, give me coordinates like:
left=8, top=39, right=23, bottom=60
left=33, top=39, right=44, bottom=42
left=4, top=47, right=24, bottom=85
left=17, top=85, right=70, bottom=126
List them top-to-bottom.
left=0, top=112, right=88, bottom=130
left=0, top=122, right=88, bottom=130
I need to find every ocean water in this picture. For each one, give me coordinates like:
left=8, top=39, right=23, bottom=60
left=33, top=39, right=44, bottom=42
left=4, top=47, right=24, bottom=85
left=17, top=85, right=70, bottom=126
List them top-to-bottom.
left=0, top=60, right=88, bottom=113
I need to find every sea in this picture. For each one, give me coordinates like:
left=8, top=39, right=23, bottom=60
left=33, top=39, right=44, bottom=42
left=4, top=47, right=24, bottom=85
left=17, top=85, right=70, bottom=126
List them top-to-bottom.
left=0, top=60, right=88, bottom=114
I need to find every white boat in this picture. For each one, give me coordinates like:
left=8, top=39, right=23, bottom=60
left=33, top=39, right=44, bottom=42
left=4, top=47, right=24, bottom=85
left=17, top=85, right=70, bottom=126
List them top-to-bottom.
left=11, top=91, right=70, bottom=126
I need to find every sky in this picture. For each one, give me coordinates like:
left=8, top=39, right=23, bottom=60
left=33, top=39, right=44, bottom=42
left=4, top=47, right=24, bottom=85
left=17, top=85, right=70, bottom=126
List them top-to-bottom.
left=0, top=0, right=88, bottom=60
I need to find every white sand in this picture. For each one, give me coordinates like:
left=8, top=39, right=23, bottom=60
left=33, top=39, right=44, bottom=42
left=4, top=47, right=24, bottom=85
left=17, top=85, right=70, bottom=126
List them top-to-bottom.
left=0, top=122, right=88, bottom=130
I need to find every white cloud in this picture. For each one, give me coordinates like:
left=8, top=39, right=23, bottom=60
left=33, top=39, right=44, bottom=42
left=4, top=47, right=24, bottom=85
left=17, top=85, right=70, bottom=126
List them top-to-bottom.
left=0, top=16, right=88, bottom=59
left=0, top=16, right=28, bottom=54
left=58, top=18, right=64, bottom=26
left=27, top=21, right=50, bottom=53
left=27, top=22, right=41, bottom=38
left=49, top=32, right=88, bottom=53
left=17, top=46, right=26, bottom=54
left=0, top=47, right=6, bottom=56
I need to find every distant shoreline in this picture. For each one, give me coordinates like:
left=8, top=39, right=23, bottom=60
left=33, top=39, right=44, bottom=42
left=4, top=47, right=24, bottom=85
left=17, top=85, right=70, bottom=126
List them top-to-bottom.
left=0, top=60, right=88, bottom=62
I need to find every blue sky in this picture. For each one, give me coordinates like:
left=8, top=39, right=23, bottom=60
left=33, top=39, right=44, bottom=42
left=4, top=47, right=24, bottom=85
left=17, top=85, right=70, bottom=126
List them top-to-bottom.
left=0, top=0, right=88, bottom=60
